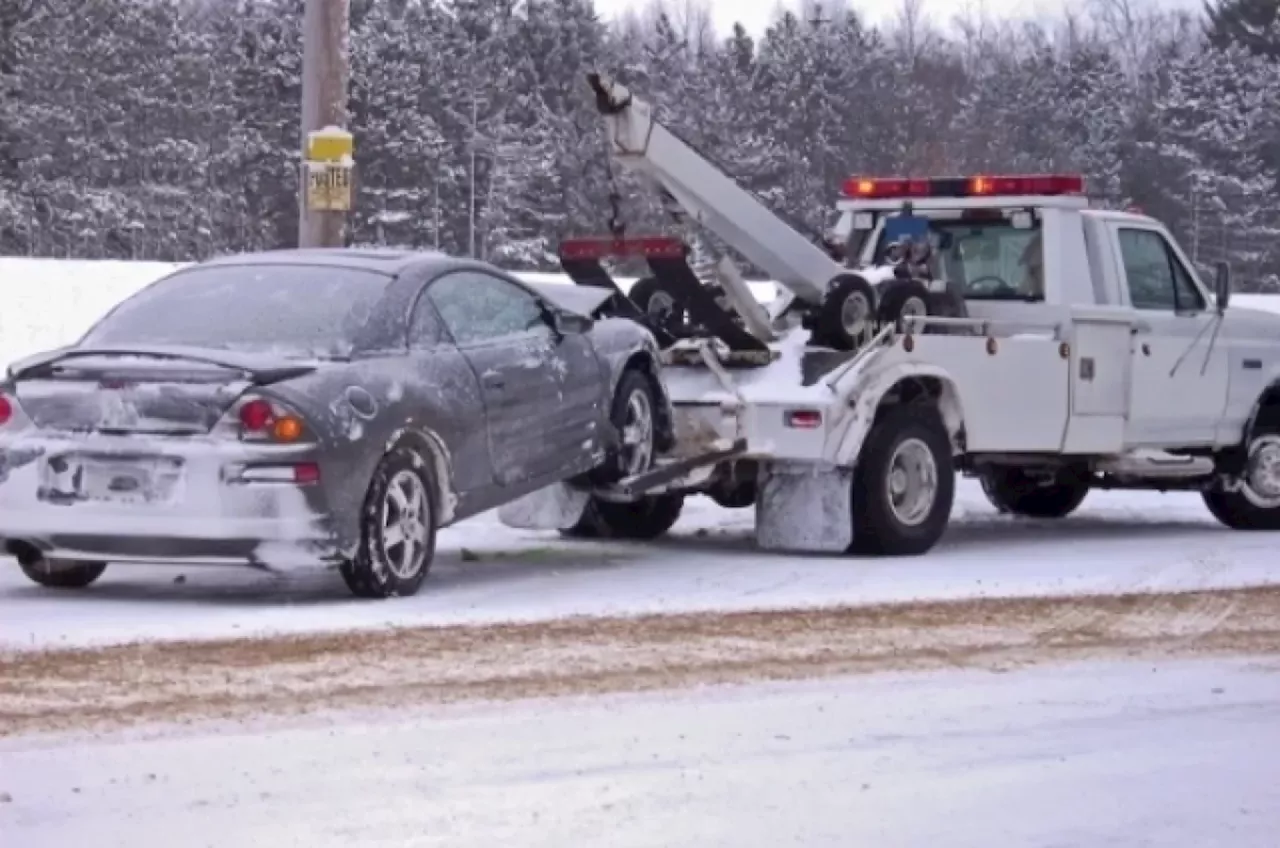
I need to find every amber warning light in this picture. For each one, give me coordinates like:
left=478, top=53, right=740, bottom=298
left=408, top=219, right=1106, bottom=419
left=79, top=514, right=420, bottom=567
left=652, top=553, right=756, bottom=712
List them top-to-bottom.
left=842, top=174, right=1085, bottom=200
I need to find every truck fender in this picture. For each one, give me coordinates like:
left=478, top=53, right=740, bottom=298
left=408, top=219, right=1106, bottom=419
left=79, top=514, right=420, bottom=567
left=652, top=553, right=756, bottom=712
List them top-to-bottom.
left=830, top=363, right=966, bottom=467
left=1240, top=376, right=1280, bottom=444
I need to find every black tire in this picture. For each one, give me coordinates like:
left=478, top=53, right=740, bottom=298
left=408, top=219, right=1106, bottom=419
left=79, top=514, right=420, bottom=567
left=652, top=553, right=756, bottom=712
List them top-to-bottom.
left=815, top=273, right=877, bottom=350
left=628, top=276, right=686, bottom=334
left=875, top=278, right=932, bottom=328
left=592, top=369, right=660, bottom=485
left=849, top=405, right=955, bottom=556
left=1202, top=432, right=1280, bottom=530
left=340, top=445, right=438, bottom=599
left=979, top=467, right=1090, bottom=519
left=708, top=481, right=756, bottom=509
left=1202, top=489, right=1280, bottom=530
left=561, top=493, right=685, bottom=540
left=18, top=558, right=107, bottom=589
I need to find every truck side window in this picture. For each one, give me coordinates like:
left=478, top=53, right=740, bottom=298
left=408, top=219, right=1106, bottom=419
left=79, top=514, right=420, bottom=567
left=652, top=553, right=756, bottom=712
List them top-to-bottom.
left=1118, top=229, right=1206, bottom=312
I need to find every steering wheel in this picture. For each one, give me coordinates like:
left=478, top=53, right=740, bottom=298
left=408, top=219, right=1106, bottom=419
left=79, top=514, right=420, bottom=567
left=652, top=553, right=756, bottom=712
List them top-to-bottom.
left=966, top=274, right=1017, bottom=296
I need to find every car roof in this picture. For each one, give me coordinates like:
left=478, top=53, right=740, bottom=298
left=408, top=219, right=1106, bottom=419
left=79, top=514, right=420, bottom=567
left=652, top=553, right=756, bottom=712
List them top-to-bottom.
left=197, top=247, right=456, bottom=276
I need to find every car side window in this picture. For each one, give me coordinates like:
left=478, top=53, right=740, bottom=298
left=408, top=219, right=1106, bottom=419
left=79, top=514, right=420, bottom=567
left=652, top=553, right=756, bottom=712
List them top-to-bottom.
left=1118, top=228, right=1206, bottom=312
left=425, top=271, right=548, bottom=345
left=408, top=291, right=447, bottom=348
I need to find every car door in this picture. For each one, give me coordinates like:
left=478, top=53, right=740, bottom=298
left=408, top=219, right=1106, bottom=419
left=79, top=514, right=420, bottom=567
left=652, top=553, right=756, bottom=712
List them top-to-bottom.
left=1112, top=226, right=1229, bottom=446
left=424, top=270, right=572, bottom=487
left=405, top=288, right=495, bottom=500
left=525, top=289, right=609, bottom=469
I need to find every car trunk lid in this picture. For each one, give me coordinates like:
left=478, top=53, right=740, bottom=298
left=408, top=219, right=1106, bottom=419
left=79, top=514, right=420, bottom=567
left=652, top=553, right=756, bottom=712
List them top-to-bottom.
left=8, top=346, right=319, bottom=435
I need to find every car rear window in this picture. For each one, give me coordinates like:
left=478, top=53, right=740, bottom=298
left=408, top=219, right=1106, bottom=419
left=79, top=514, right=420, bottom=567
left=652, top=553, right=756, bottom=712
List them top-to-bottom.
left=81, top=264, right=393, bottom=357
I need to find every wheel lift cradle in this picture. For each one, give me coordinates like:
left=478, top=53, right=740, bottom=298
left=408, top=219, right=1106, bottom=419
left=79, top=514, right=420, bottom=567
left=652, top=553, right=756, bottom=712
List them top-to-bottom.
left=498, top=72, right=926, bottom=552
left=498, top=232, right=875, bottom=553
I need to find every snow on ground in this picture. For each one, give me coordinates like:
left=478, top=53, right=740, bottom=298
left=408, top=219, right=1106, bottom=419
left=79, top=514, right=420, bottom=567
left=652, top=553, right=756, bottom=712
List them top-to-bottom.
left=2, top=257, right=1280, bottom=651
left=4, top=479, right=1279, bottom=650
left=4, top=656, right=1278, bottom=847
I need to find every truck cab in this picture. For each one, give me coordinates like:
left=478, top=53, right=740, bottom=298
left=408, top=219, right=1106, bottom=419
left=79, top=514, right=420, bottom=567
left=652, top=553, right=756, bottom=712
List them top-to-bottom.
left=826, top=174, right=1280, bottom=531
left=831, top=175, right=1280, bottom=448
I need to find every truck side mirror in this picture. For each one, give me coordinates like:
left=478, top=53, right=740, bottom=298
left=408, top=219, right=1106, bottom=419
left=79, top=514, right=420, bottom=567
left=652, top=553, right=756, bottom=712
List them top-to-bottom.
left=1214, top=261, right=1232, bottom=313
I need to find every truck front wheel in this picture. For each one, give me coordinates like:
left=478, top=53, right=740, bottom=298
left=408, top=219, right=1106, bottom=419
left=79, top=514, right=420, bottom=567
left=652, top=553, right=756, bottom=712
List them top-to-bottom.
left=850, top=405, right=955, bottom=556
left=1203, top=433, right=1280, bottom=530
left=979, top=467, right=1090, bottom=519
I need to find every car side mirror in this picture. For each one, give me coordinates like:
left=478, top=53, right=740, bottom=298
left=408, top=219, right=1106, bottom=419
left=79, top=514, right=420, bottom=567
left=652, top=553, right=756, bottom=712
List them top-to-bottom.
left=1214, top=261, right=1231, bottom=313
left=551, top=308, right=592, bottom=335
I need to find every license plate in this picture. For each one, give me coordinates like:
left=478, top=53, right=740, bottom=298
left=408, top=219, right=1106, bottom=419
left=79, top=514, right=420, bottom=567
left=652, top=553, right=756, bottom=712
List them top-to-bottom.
left=42, top=455, right=184, bottom=504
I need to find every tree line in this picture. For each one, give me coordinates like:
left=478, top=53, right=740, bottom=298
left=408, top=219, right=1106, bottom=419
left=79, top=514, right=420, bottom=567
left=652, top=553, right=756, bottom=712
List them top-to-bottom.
left=0, top=0, right=1277, bottom=289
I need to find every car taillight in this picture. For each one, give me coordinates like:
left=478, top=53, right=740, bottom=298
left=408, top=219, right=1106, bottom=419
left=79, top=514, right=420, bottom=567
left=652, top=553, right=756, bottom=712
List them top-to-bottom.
left=0, top=395, right=12, bottom=427
left=230, top=396, right=309, bottom=443
left=239, top=399, right=274, bottom=432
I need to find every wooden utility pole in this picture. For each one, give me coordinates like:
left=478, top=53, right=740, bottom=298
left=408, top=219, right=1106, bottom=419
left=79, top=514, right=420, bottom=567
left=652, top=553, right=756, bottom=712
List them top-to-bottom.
left=298, top=0, right=351, bottom=248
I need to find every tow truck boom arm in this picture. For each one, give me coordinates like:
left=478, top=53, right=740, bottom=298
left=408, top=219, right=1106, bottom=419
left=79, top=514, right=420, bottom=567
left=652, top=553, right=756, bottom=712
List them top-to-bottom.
left=588, top=73, right=844, bottom=305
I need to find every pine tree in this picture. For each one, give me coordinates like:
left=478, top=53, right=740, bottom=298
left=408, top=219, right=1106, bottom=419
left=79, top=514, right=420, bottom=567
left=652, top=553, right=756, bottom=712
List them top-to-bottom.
left=1205, top=0, right=1280, bottom=58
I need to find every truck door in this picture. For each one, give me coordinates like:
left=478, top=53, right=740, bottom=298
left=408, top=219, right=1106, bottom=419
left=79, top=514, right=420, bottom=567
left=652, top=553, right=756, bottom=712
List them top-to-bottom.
left=1110, top=225, right=1229, bottom=446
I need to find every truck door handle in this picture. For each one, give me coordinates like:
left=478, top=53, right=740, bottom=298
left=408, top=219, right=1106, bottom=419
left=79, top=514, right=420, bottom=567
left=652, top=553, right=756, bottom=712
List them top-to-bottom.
left=1132, top=320, right=1152, bottom=334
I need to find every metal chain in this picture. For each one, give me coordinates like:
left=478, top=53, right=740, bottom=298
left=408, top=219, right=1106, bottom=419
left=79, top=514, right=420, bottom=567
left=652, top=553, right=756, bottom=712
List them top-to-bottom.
left=604, top=156, right=626, bottom=239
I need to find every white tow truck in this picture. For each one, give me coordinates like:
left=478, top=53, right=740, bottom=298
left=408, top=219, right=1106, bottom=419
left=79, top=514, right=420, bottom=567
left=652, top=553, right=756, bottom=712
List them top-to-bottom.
left=500, top=73, right=1280, bottom=554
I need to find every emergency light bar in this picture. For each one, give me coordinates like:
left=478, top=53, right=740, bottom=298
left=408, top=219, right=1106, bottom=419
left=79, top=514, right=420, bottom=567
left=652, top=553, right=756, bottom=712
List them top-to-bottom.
left=841, top=174, right=1085, bottom=200
left=558, top=236, right=687, bottom=261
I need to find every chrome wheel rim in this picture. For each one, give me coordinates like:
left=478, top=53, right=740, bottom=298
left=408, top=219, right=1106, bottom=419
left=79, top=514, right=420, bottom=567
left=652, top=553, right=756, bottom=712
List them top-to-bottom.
left=841, top=291, right=871, bottom=338
left=619, top=389, right=654, bottom=476
left=1242, top=434, right=1280, bottom=507
left=886, top=437, right=938, bottom=527
left=379, top=470, right=431, bottom=580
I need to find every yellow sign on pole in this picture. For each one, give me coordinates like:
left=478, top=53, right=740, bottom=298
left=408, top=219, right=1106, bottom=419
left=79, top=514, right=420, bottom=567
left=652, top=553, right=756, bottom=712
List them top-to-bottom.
left=304, top=125, right=355, bottom=213
left=306, top=162, right=354, bottom=211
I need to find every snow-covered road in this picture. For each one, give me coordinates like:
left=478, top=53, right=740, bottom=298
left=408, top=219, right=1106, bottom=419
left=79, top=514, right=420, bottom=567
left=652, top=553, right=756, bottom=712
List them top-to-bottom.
left=3, top=480, right=1278, bottom=650
left=5, top=657, right=1278, bottom=847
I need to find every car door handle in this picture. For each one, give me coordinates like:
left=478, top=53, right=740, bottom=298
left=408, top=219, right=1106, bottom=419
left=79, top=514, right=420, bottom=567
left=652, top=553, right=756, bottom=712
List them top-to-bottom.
left=483, top=375, right=505, bottom=390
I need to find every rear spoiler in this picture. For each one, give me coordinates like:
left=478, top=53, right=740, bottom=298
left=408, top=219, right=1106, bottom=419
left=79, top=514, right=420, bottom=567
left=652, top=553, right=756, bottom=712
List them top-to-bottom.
left=7, top=344, right=318, bottom=384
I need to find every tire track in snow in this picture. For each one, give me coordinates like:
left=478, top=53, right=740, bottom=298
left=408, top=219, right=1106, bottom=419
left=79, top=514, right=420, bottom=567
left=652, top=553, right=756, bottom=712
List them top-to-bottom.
left=4, top=585, right=1280, bottom=738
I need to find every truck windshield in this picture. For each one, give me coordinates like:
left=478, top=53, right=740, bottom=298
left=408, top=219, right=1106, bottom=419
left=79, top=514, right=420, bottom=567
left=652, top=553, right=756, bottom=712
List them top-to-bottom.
left=875, top=217, right=1045, bottom=302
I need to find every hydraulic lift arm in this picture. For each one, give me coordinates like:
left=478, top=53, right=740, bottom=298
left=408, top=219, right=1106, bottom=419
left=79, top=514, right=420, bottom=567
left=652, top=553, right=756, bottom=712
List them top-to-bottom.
left=587, top=72, right=844, bottom=306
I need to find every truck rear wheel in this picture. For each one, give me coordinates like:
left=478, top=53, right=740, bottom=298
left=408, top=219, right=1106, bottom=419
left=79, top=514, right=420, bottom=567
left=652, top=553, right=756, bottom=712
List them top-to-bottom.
left=849, top=405, right=955, bottom=556
left=1202, top=432, right=1280, bottom=530
left=979, top=467, right=1090, bottom=519
left=561, top=494, right=685, bottom=540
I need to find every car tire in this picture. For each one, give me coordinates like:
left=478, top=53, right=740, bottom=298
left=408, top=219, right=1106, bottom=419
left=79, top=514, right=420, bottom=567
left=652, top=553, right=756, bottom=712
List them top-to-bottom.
left=815, top=273, right=877, bottom=350
left=593, top=369, right=660, bottom=485
left=849, top=404, right=955, bottom=556
left=1202, top=431, right=1280, bottom=530
left=340, top=445, right=438, bottom=599
left=979, top=467, right=1090, bottom=519
left=561, top=493, right=685, bottom=540
left=18, top=558, right=108, bottom=589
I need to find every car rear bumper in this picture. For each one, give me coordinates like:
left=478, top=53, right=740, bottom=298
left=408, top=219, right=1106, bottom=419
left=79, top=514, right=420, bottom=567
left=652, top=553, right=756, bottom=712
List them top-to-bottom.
left=0, top=432, right=343, bottom=570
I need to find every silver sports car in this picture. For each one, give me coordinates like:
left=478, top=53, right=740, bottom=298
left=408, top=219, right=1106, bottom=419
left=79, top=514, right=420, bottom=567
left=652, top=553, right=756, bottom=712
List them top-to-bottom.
left=0, top=248, right=672, bottom=597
